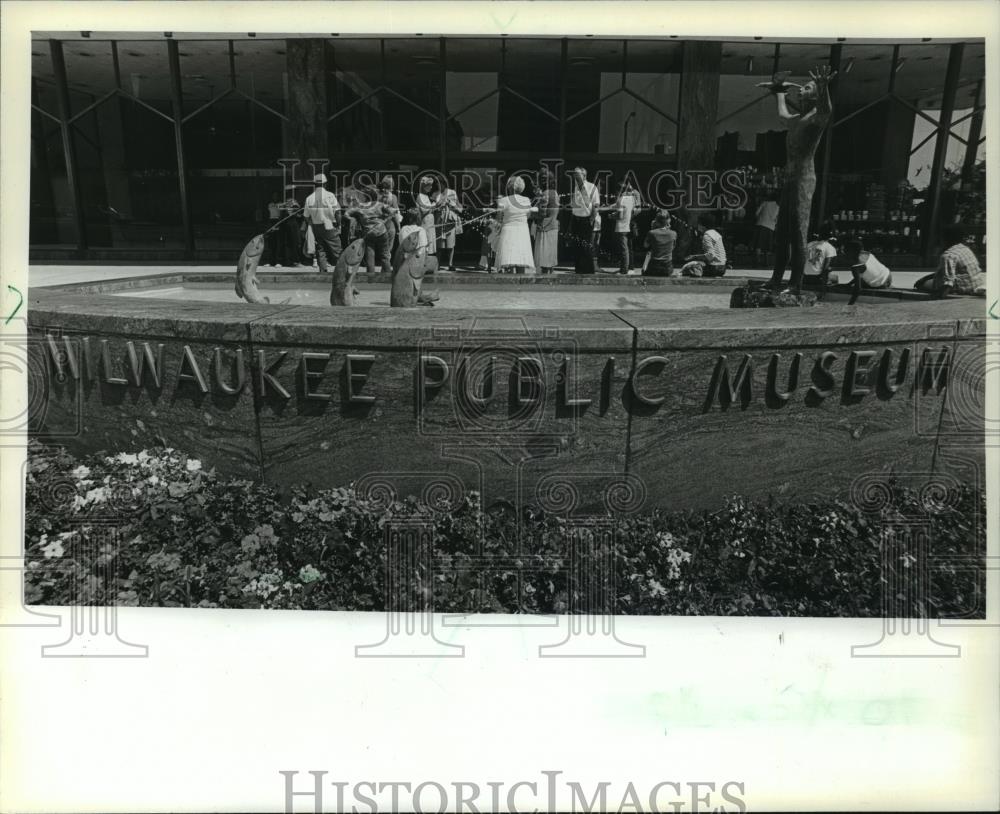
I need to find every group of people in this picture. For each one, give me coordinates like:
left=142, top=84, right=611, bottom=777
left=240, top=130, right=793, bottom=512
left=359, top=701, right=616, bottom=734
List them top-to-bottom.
left=473, top=166, right=731, bottom=278
left=258, top=167, right=984, bottom=299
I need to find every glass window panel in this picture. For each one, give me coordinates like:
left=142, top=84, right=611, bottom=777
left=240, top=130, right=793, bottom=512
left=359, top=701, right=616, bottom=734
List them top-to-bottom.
left=328, top=38, right=382, bottom=104
left=383, top=38, right=442, bottom=118
left=447, top=38, right=501, bottom=72
left=235, top=39, right=287, bottom=114
left=328, top=39, right=384, bottom=153
left=446, top=39, right=500, bottom=152
left=503, top=39, right=561, bottom=111
left=566, top=39, right=623, bottom=118
left=63, top=40, right=116, bottom=115
left=117, top=40, right=172, bottom=114
left=179, top=40, right=233, bottom=116
left=958, top=40, right=985, bottom=87
left=718, top=41, right=776, bottom=89
left=774, top=42, right=833, bottom=77
left=31, top=44, right=60, bottom=114
left=716, top=44, right=781, bottom=170
left=837, top=44, right=894, bottom=109
left=892, top=44, right=952, bottom=105
left=600, top=77, right=677, bottom=154
left=448, top=78, right=499, bottom=152
left=497, top=91, right=559, bottom=152
left=382, top=92, right=439, bottom=151
left=183, top=96, right=282, bottom=170
left=71, top=97, right=183, bottom=248
left=329, top=102, right=384, bottom=153
left=30, top=109, right=77, bottom=247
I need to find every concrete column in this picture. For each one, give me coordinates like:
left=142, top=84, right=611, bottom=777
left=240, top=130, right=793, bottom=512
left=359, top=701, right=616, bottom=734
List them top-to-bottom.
left=284, top=38, right=328, bottom=166
left=677, top=41, right=722, bottom=174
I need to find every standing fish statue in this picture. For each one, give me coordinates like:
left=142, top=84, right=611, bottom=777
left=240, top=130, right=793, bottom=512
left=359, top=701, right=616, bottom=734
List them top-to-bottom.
left=390, top=231, right=440, bottom=308
left=234, top=234, right=269, bottom=304
left=330, top=238, right=365, bottom=306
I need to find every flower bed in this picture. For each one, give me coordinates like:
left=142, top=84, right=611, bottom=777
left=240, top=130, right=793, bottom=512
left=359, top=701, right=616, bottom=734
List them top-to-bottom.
left=24, top=442, right=984, bottom=616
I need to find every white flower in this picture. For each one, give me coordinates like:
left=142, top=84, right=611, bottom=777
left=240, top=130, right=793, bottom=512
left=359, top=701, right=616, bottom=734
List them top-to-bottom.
left=117, top=452, right=139, bottom=465
left=185, top=459, right=202, bottom=472
left=72, top=465, right=91, bottom=479
left=147, top=475, right=160, bottom=486
left=84, top=486, right=108, bottom=504
left=42, top=538, right=65, bottom=559
left=298, top=564, right=323, bottom=584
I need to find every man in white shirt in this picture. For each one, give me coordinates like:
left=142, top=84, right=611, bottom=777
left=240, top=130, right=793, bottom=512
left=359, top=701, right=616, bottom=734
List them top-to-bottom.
left=570, top=166, right=599, bottom=274
left=303, top=173, right=341, bottom=273
left=614, top=181, right=637, bottom=274
left=685, top=213, right=728, bottom=277
left=804, top=231, right=837, bottom=284
left=843, top=239, right=892, bottom=301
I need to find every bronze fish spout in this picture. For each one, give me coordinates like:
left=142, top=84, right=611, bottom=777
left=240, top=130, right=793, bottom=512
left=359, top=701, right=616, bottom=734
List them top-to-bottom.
left=235, top=234, right=269, bottom=304
left=330, top=238, right=365, bottom=306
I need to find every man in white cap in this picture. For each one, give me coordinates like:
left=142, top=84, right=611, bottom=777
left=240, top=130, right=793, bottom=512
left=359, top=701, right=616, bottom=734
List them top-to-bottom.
left=303, top=172, right=342, bottom=272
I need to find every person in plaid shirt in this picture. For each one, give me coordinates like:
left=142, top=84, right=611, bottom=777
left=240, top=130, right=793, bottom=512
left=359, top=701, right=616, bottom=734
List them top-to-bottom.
left=915, top=224, right=986, bottom=297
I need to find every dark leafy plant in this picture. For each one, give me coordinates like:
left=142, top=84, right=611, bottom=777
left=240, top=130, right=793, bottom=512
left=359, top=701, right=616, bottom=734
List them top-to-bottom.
left=24, top=441, right=985, bottom=617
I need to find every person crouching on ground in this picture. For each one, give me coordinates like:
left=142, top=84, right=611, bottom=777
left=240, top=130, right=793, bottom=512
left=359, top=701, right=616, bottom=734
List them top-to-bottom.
left=641, top=210, right=676, bottom=277
left=684, top=213, right=728, bottom=277
left=913, top=223, right=986, bottom=298
left=843, top=238, right=892, bottom=296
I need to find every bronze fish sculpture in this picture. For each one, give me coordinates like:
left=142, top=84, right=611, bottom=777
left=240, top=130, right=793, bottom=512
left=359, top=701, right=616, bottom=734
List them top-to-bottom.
left=390, top=231, right=439, bottom=307
left=235, top=234, right=269, bottom=304
left=330, top=238, right=365, bottom=306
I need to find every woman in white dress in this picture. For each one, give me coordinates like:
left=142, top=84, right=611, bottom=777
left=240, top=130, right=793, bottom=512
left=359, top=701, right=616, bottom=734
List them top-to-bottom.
left=416, top=176, right=443, bottom=258
left=493, top=176, right=537, bottom=274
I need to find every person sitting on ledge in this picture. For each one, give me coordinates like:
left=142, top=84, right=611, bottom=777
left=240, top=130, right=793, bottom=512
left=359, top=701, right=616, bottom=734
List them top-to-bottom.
left=395, top=208, right=439, bottom=275
left=639, top=210, right=676, bottom=277
left=684, top=213, right=727, bottom=277
left=913, top=224, right=986, bottom=298
left=803, top=227, right=839, bottom=286
left=843, top=239, right=892, bottom=302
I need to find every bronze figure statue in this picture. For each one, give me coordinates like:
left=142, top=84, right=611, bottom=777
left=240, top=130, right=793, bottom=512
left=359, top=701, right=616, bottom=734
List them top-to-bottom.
left=757, top=66, right=836, bottom=293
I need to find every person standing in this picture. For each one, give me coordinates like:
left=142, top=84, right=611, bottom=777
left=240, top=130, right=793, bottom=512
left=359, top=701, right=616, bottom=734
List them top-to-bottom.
left=570, top=166, right=599, bottom=274
left=532, top=167, right=560, bottom=274
left=303, top=172, right=342, bottom=273
left=378, top=176, right=401, bottom=263
left=416, top=176, right=443, bottom=261
left=494, top=176, right=537, bottom=274
left=338, top=180, right=363, bottom=250
left=614, top=180, right=637, bottom=275
left=436, top=183, right=463, bottom=271
left=277, top=185, right=304, bottom=267
left=346, top=186, right=391, bottom=275
left=753, top=193, right=779, bottom=266
left=263, top=194, right=281, bottom=266
left=640, top=210, right=677, bottom=277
